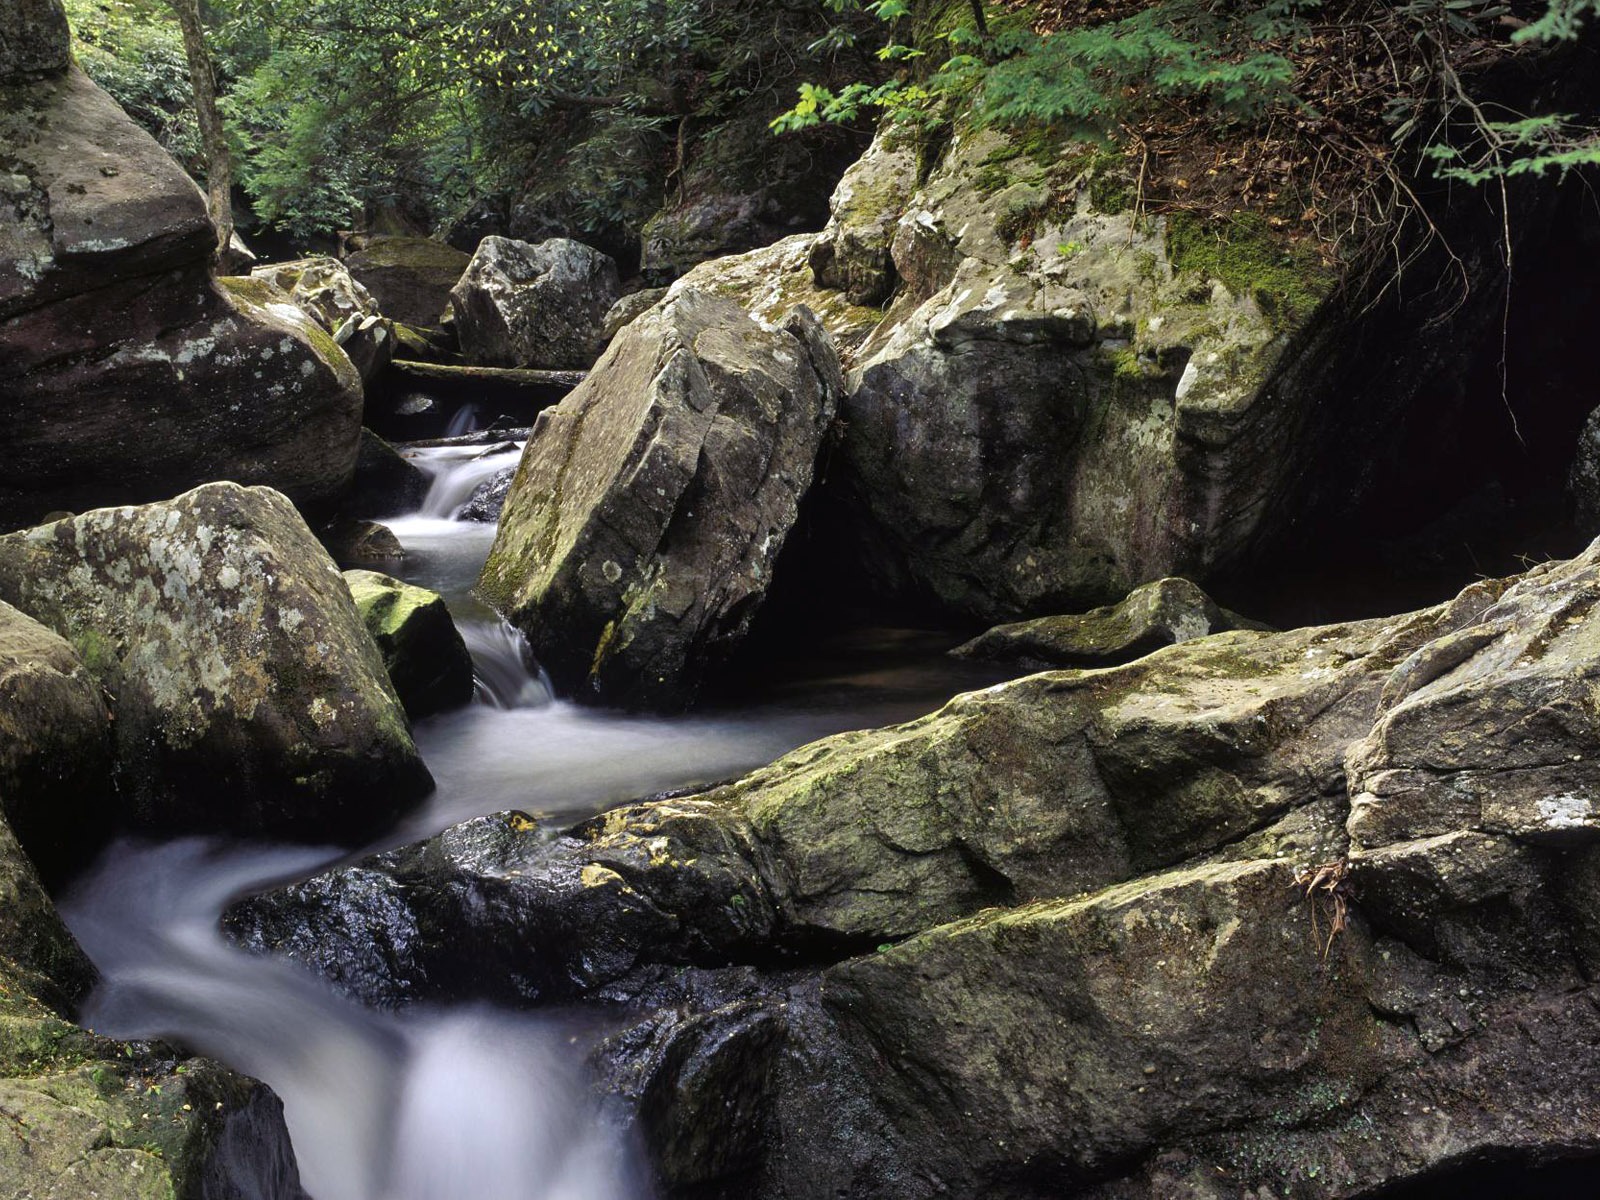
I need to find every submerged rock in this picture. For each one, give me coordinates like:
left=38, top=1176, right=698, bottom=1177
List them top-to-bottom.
left=0, top=60, right=363, bottom=532
left=344, top=236, right=470, bottom=329
left=450, top=236, right=621, bottom=369
left=479, top=289, right=843, bottom=710
left=0, top=483, right=432, bottom=840
left=233, top=540, right=1600, bottom=1195
left=345, top=570, right=474, bottom=719
left=952, top=577, right=1268, bottom=669
left=0, top=601, right=112, bottom=882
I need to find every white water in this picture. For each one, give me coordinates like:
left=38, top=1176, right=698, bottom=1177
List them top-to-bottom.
left=59, top=439, right=1011, bottom=1199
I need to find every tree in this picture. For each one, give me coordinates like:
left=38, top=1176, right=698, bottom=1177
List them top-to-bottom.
left=164, top=0, right=233, bottom=260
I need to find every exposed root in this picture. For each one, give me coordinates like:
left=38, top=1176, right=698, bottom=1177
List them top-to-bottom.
left=1294, top=858, right=1352, bottom=960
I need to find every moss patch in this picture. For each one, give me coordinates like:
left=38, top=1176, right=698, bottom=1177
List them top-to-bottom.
left=1165, top=212, right=1332, bottom=333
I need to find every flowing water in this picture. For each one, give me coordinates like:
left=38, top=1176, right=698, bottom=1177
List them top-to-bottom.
left=58, top=440, right=1012, bottom=1200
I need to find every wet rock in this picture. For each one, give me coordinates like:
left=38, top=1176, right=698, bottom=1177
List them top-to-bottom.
left=0, top=0, right=70, bottom=79
left=0, top=67, right=364, bottom=531
left=344, top=236, right=470, bottom=329
left=450, top=236, right=621, bottom=369
left=250, top=256, right=394, bottom=383
left=480, top=289, right=843, bottom=710
left=353, top=429, right=430, bottom=517
left=458, top=466, right=515, bottom=524
left=0, top=483, right=432, bottom=840
left=323, top=518, right=408, bottom=568
left=345, top=570, right=473, bottom=719
left=952, top=577, right=1268, bottom=669
left=0, top=600, right=112, bottom=883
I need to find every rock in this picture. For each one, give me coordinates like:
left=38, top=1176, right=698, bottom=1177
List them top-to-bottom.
left=0, top=0, right=69, bottom=80
left=0, top=67, right=364, bottom=532
left=807, top=126, right=920, bottom=306
left=445, top=195, right=511, bottom=253
left=667, top=233, right=887, bottom=356
left=344, top=236, right=470, bottom=329
left=450, top=236, right=621, bottom=369
left=250, top=256, right=394, bottom=383
left=601, top=287, right=669, bottom=343
left=479, top=289, right=844, bottom=710
left=1570, top=404, right=1600, bottom=532
left=353, top=430, right=430, bottom=517
left=458, top=466, right=515, bottom=524
left=0, top=483, right=433, bottom=840
left=324, top=518, right=408, bottom=567
left=345, top=570, right=474, bottom=719
left=952, top=577, right=1268, bottom=669
left=0, top=601, right=112, bottom=883
left=0, top=805, right=308, bottom=1199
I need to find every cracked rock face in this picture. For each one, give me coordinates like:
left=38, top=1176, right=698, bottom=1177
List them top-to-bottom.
left=450, top=235, right=621, bottom=369
left=479, top=288, right=844, bottom=710
left=0, top=483, right=432, bottom=840
left=235, top=540, right=1600, bottom=1197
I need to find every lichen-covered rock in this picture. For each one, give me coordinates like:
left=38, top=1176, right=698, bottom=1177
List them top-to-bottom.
left=0, top=0, right=70, bottom=79
left=0, top=66, right=364, bottom=531
left=807, top=126, right=920, bottom=306
left=667, top=234, right=887, bottom=355
left=344, top=236, right=470, bottom=329
left=450, top=236, right=621, bottom=369
left=250, top=257, right=394, bottom=383
left=601, top=287, right=669, bottom=344
left=479, top=289, right=843, bottom=710
left=0, top=483, right=433, bottom=840
left=345, top=570, right=473, bottom=719
left=952, top=577, right=1267, bottom=669
left=0, top=601, right=112, bottom=882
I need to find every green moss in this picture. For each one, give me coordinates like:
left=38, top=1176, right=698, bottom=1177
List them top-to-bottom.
left=1165, top=212, right=1332, bottom=333
left=215, top=275, right=277, bottom=309
left=70, top=628, right=117, bottom=676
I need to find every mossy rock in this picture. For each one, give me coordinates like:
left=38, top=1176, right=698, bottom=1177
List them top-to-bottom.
left=345, top=569, right=474, bottom=718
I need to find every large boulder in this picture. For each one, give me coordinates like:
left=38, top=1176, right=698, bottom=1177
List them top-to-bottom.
left=0, top=64, right=364, bottom=532
left=806, top=127, right=920, bottom=307
left=343, top=236, right=469, bottom=329
left=450, top=236, right=621, bottom=369
left=250, top=256, right=394, bottom=383
left=479, top=289, right=843, bottom=710
left=352, top=429, right=430, bottom=517
left=0, top=484, right=433, bottom=840
left=230, top=543, right=1600, bottom=1195
left=345, top=570, right=474, bottom=719
left=952, top=577, right=1267, bottom=669
left=0, top=601, right=112, bottom=882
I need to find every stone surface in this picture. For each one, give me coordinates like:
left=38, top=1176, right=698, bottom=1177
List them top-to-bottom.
left=0, top=0, right=70, bottom=79
left=0, top=67, right=364, bottom=532
left=807, top=127, right=920, bottom=306
left=344, top=236, right=470, bottom=329
left=451, top=236, right=621, bottom=369
left=251, top=256, right=394, bottom=383
left=601, top=287, right=669, bottom=343
left=479, top=289, right=843, bottom=710
left=1570, top=403, right=1600, bottom=533
left=353, top=429, right=430, bottom=517
left=458, top=466, right=515, bottom=524
left=0, top=484, right=432, bottom=840
left=324, top=518, right=408, bottom=568
left=231, top=545, right=1600, bottom=1196
left=345, top=570, right=474, bottom=719
left=953, top=577, right=1268, bottom=669
left=0, top=601, right=112, bottom=882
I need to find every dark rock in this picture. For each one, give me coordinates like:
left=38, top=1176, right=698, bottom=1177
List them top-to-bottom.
left=0, top=0, right=70, bottom=79
left=444, top=195, right=511, bottom=253
left=344, top=236, right=470, bottom=329
left=450, top=236, right=621, bottom=369
left=480, top=289, right=843, bottom=710
left=353, top=430, right=430, bottom=517
left=458, top=466, right=515, bottom=523
left=0, top=484, right=433, bottom=840
left=324, top=518, right=408, bottom=568
left=344, top=570, right=474, bottom=719
left=952, top=577, right=1269, bottom=669
left=0, top=600, right=112, bottom=883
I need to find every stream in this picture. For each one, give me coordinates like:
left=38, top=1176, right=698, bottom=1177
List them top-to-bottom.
left=57, top=437, right=1011, bottom=1200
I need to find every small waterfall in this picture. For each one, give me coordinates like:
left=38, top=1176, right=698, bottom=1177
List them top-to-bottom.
left=444, top=403, right=484, bottom=438
left=414, top=443, right=522, bottom=521
left=462, top=619, right=554, bottom=709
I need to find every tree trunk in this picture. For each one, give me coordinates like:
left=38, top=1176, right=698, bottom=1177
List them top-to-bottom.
left=166, top=0, right=234, bottom=263
left=969, top=0, right=990, bottom=40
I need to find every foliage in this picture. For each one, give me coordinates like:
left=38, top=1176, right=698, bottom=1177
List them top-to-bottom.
left=64, top=0, right=201, bottom=166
